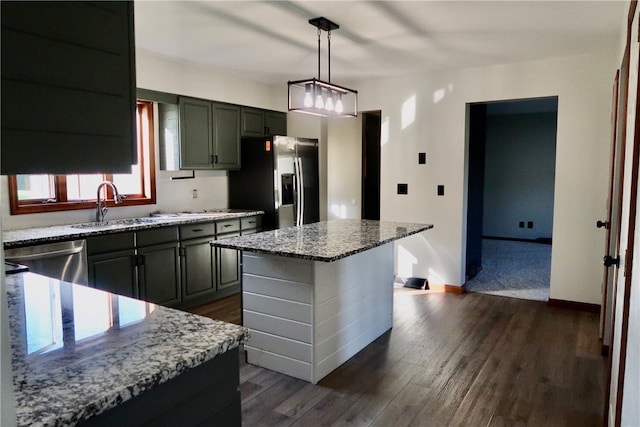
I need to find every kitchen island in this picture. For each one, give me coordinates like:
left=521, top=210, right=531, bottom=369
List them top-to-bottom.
left=211, top=219, right=433, bottom=383
left=5, top=271, right=249, bottom=426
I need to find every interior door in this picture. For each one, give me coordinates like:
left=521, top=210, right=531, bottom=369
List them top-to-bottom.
left=600, top=68, right=627, bottom=353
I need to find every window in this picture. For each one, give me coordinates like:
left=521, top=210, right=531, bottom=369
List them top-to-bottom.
left=8, top=101, right=156, bottom=215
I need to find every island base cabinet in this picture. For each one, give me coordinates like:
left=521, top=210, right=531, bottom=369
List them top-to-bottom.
left=242, top=243, right=394, bottom=384
left=79, top=347, right=241, bottom=427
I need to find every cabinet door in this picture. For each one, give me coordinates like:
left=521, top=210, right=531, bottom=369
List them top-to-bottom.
left=1, top=1, right=136, bottom=174
left=179, top=97, right=213, bottom=170
left=212, top=103, right=241, bottom=170
left=240, top=107, right=266, bottom=137
left=265, top=111, right=287, bottom=136
left=216, top=232, right=241, bottom=290
left=181, top=237, right=216, bottom=304
left=138, top=243, right=181, bottom=307
left=87, top=250, right=137, bottom=298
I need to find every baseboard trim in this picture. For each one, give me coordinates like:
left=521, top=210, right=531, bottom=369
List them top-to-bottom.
left=429, top=284, right=467, bottom=294
left=547, top=298, right=600, bottom=312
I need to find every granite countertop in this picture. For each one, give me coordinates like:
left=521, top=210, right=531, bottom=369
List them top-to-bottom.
left=3, top=209, right=263, bottom=248
left=211, top=219, right=434, bottom=262
left=5, top=272, right=249, bottom=427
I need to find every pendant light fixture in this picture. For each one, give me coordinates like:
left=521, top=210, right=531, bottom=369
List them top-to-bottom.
left=288, top=17, right=358, bottom=118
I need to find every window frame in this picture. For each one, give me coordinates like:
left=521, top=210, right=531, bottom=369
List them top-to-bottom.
left=8, top=101, right=157, bottom=215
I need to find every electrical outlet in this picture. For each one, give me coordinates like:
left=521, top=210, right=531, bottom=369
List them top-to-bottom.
left=418, top=153, right=426, bottom=164
left=397, top=183, right=408, bottom=195
left=437, top=185, right=445, bottom=196
left=192, top=189, right=198, bottom=199
left=519, top=221, right=524, bottom=228
left=528, top=221, right=533, bottom=229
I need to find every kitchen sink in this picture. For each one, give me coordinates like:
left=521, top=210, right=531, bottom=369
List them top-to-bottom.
left=150, top=209, right=231, bottom=218
left=70, top=218, right=161, bottom=229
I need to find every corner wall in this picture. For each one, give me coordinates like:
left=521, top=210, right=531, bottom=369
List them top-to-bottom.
left=356, top=51, right=616, bottom=304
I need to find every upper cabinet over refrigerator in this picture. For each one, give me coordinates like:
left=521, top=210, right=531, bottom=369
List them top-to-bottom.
left=229, top=136, right=319, bottom=231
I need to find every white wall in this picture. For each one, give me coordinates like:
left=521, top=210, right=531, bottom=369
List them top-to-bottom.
left=355, top=51, right=616, bottom=304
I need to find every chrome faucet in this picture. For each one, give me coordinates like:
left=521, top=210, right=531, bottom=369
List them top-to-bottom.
left=95, top=181, right=122, bottom=222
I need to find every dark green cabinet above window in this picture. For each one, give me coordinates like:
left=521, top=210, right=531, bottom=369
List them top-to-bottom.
left=1, top=1, right=137, bottom=174
left=179, top=96, right=240, bottom=170
left=241, top=107, right=287, bottom=137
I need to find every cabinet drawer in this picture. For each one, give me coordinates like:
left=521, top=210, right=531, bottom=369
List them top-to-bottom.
left=241, top=216, right=262, bottom=230
left=216, top=219, right=240, bottom=234
left=180, top=222, right=216, bottom=239
left=137, top=227, right=179, bottom=246
left=87, top=232, right=134, bottom=255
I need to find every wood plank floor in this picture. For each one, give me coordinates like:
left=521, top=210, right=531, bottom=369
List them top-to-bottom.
left=189, top=288, right=606, bottom=426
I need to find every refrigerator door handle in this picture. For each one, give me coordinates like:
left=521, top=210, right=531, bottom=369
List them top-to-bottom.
left=297, top=157, right=305, bottom=226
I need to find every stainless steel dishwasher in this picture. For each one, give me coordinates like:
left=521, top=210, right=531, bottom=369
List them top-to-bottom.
left=5, top=240, right=88, bottom=285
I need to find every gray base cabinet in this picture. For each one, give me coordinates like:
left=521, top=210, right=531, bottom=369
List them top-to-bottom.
left=85, top=215, right=262, bottom=310
left=87, top=228, right=181, bottom=307
left=217, top=232, right=241, bottom=290
left=87, top=233, right=138, bottom=298
left=181, top=236, right=217, bottom=305
left=138, top=242, right=181, bottom=307
left=87, top=249, right=137, bottom=298
left=81, top=347, right=241, bottom=427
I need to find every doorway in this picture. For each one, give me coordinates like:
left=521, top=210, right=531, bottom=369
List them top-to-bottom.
left=465, top=97, right=558, bottom=301
left=362, top=110, right=381, bottom=220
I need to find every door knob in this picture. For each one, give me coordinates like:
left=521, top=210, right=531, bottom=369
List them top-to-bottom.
left=596, top=220, right=610, bottom=229
left=603, top=255, right=620, bottom=267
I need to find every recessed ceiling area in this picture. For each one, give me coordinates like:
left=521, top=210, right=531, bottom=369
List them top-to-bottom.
left=134, top=1, right=627, bottom=85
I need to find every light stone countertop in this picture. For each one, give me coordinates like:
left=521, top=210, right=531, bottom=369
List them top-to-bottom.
left=2, top=209, right=263, bottom=248
left=211, top=219, right=434, bottom=262
left=6, top=272, right=249, bottom=427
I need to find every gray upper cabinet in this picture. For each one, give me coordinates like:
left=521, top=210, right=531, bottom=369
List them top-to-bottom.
left=1, top=1, right=137, bottom=174
left=179, top=97, right=240, bottom=170
left=179, top=97, right=213, bottom=170
left=212, top=103, right=241, bottom=170
left=241, top=107, right=287, bottom=137
left=266, top=111, right=288, bottom=136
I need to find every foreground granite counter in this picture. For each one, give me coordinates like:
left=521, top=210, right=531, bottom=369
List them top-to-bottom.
left=3, top=209, right=262, bottom=248
left=210, top=219, right=433, bottom=261
left=211, top=219, right=433, bottom=384
left=6, top=272, right=249, bottom=426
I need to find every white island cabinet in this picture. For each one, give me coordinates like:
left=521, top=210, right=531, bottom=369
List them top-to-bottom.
left=211, top=219, right=433, bottom=383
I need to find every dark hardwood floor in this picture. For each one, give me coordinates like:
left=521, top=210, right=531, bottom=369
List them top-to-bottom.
left=190, top=288, right=606, bottom=426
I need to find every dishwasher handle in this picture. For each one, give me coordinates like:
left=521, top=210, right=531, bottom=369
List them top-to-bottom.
left=6, top=246, right=85, bottom=262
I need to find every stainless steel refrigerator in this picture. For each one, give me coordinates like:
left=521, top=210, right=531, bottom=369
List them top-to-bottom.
left=228, top=136, right=319, bottom=230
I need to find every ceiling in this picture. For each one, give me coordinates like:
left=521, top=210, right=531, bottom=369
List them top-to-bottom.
left=134, top=1, right=627, bottom=86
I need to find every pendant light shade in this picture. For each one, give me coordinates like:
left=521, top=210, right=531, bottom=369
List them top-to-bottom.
left=288, top=17, right=358, bottom=118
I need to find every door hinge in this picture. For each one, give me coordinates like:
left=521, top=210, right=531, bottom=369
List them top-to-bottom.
left=603, top=254, right=620, bottom=267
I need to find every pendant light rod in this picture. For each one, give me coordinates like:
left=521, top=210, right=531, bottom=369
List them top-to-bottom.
left=309, top=17, right=339, bottom=81
left=317, top=28, right=321, bottom=80
left=327, top=30, right=331, bottom=82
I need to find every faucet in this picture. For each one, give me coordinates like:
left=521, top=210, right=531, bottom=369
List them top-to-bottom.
left=96, top=181, right=122, bottom=222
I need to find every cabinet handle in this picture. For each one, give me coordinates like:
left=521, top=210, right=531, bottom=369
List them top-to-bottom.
left=213, top=155, right=218, bottom=164
left=248, top=221, right=255, bottom=224
left=223, top=224, right=232, bottom=228
left=192, top=228, right=204, bottom=232
left=135, top=254, right=145, bottom=266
